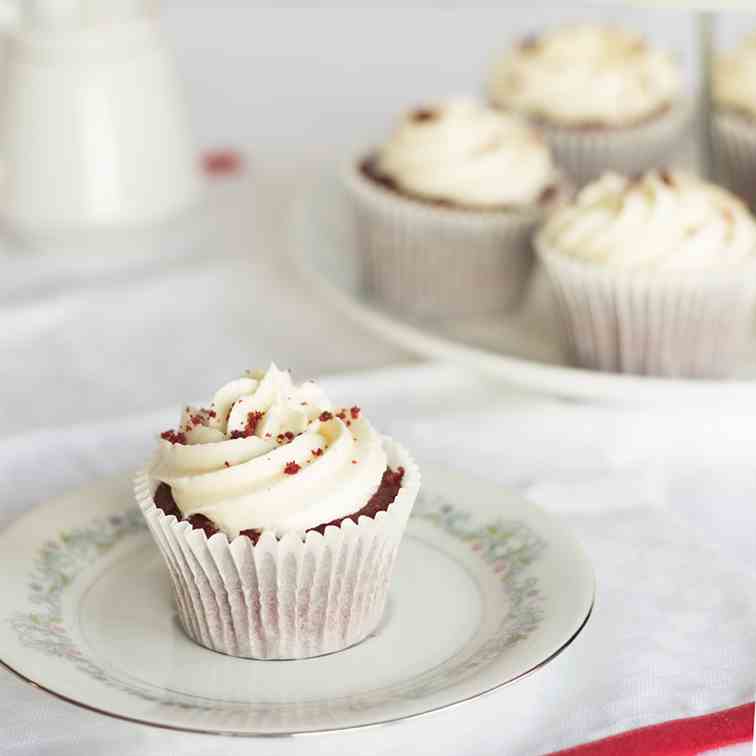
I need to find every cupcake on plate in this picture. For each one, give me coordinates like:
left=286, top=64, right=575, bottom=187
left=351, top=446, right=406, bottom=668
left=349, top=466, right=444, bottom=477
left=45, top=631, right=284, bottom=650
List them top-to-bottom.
left=488, top=24, right=692, bottom=185
left=713, top=32, right=756, bottom=211
left=345, top=98, right=569, bottom=319
left=535, top=170, right=756, bottom=378
left=135, top=363, right=420, bottom=659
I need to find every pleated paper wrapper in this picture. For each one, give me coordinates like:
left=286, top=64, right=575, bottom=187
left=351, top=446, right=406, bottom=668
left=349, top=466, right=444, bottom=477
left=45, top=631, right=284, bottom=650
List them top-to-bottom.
left=539, top=98, right=694, bottom=187
left=713, top=110, right=756, bottom=213
left=344, top=160, right=570, bottom=319
left=536, top=241, right=756, bottom=378
left=135, top=438, right=419, bottom=660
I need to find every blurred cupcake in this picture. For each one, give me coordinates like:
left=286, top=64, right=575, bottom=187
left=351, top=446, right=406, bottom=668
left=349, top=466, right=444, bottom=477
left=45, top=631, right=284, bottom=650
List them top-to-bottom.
left=489, top=25, right=692, bottom=185
left=713, top=32, right=756, bottom=211
left=345, top=98, right=569, bottom=319
left=536, top=171, right=756, bottom=378
left=135, top=363, right=420, bottom=659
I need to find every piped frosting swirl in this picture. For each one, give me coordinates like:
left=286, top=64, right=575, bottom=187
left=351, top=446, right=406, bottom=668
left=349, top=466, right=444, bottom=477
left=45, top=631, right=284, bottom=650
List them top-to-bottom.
left=489, top=25, right=682, bottom=127
left=714, top=32, right=756, bottom=120
left=370, top=98, right=558, bottom=208
left=537, top=171, right=756, bottom=270
left=150, top=364, right=388, bottom=536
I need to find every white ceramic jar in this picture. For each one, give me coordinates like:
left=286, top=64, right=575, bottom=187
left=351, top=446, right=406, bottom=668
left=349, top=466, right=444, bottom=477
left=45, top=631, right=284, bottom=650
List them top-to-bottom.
left=0, top=0, right=202, bottom=233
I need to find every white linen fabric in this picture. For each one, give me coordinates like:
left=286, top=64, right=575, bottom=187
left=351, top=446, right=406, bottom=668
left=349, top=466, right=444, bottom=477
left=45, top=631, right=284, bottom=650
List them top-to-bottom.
left=0, top=167, right=754, bottom=755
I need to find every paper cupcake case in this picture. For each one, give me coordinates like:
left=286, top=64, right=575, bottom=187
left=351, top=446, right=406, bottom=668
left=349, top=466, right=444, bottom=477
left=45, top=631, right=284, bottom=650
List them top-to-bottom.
left=539, top=99, right=694, bottom=187
left=713, top=111, right=756, bottom=212
left=344, top=161, right=570, bottom=319
left=537, top=242, right=756, bottom=378
left=135, top=438, right=420, bottom=660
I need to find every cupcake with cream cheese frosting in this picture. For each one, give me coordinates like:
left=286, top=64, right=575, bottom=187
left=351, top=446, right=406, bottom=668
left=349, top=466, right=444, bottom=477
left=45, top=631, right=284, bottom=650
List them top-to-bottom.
left=488, top=25, right=692, bottom=185
left=713, top=32, right=756, bottom=211
left=346, top=98, right=569, bottom=318
left=536, top=170, right=756, bottom=377
left=135, top=363, right=420, bottom=659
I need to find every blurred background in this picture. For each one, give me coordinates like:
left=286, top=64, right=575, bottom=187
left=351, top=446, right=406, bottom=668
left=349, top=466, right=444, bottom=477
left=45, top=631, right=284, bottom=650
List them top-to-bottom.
left=6, top=2, right=755, bottom=436
left=164, top=3, right=722, bottom=158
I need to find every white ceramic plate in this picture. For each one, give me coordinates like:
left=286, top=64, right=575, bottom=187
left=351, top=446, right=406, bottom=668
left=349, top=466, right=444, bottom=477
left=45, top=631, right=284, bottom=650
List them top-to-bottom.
left=293, top=170, right=756, bottom=406
left=0, top=465, right=593, bottom=737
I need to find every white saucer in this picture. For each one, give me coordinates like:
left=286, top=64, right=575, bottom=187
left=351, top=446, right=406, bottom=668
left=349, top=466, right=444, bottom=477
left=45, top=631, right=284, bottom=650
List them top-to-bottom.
left=293, top=169, right=756, bottom=406
left=0, top=465, right=593, bottom=736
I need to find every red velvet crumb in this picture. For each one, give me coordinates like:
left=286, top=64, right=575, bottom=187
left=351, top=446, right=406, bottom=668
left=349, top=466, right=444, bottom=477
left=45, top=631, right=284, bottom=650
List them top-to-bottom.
left=411, top=108, right=438, bottom=123
left=350, top=406, right=361, bottom=419
left=229, top=410, right=265, bottom=440
left=245, top=410, right=264, bottom=436
left=319, top=411, right=333, bottom=422
left=160, top=429, right=187, bottom=445
left=312, top=448, right=324, bottom=456
left=224, top=461, right=230, bottom=468
left=284, top=461, right=301, bottom=475
left=187, top=514, right=218, bottom=538
left=240, top=528, right=262, bottom=545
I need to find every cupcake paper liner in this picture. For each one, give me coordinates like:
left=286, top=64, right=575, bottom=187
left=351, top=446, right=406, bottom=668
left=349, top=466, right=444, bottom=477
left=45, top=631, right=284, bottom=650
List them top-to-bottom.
left=538, top=99, right=694, bottom=187
left=713, top=110, right=756, bottom=212
left=344, top=160, right=570, bottom=320
left=536, top=241, right=756, bottom=378
left=135, top=438, right=420, bottom=660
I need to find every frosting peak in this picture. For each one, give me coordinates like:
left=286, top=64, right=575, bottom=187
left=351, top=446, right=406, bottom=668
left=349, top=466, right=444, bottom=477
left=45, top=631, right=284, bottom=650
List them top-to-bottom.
left=489, top=24, right=682, bottom=127
left=714, top=32, right=756, bottom=120
left=372, top=98, right=558, bottom=208
left=537, top=171, right=756, bottom=270
left=150, top=364, right=388, bottom=536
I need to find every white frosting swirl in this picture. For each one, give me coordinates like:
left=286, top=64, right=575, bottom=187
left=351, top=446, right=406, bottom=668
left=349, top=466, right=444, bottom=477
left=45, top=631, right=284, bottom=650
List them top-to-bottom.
left=489, top=25, right=682, bottom=127
left=714, top=32, right=756, bottom=120
left=373, top=98, right=558, bottom=208
left=538, top=171, right=756, bottom=270
left=150, top=364, right=388, bottom=537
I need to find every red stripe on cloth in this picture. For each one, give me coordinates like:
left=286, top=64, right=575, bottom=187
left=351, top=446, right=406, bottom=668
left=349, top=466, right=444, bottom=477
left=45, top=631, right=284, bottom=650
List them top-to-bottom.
left=551, top=703, right=754, bottom=756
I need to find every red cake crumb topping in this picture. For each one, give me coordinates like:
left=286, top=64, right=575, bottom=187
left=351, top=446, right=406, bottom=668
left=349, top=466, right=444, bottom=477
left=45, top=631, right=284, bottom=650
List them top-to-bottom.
left=411, top=108, right=437, bottom=123
left=539, top=185, right=558, bottom=204
left=350, top=406, right=361, bottom=419
left=207, top=409, right=217, bottom=418
left=229, top=410, right=265, bottom=440
left=245, top=411, right=264, bottom=435
left=318, top=411, right=333, bottom=422
left=160, top=429, right=187, bottom=445
left=312, top=448, right=324, bottom=456
left=224, top=461, right=230, bottom=468
left=284, top=461, right=301, bottom=475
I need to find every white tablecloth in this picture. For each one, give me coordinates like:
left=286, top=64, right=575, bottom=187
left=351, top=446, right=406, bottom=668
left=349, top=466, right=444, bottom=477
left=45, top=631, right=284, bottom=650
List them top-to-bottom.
left=1, top=166, right=753, bottom=755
